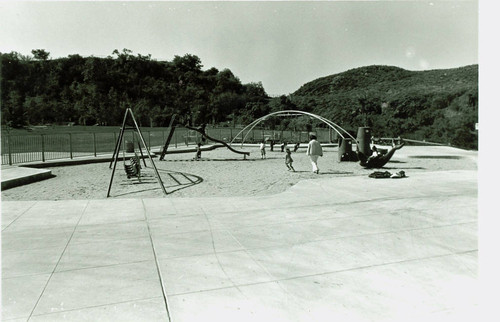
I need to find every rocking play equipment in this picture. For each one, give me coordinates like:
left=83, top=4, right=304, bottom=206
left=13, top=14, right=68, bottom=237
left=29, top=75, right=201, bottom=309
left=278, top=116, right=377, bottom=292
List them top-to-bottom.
left=107, top=108, right=167, bottom=197
left=356, top=141, right=406, bottom=169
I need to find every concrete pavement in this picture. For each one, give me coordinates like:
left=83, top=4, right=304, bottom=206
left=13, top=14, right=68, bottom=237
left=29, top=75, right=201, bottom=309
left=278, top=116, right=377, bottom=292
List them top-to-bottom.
left=1, top=167, right=53, bottom=190
left=1, top=168, right=477, bottom=321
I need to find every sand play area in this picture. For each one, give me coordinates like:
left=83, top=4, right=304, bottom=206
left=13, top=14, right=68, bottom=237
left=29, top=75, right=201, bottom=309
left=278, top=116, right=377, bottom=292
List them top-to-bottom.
left=1, top=145, right=477, bottom=201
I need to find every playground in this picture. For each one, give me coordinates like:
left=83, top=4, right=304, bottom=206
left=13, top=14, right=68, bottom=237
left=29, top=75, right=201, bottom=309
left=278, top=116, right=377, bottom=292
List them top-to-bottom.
left=1, top=109, right=478, bottom=200
left=1, top=110, right=479, bottom=321
left=1, top=143, right=477, bottom=201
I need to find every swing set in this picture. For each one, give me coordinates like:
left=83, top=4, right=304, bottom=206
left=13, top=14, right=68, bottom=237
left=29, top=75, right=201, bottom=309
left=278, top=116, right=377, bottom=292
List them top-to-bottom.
left=107, top=108, right=167, bottom=197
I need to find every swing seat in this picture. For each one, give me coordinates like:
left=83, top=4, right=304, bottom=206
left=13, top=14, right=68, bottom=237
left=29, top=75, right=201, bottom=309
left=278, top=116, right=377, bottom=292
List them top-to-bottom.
left=124, top=155, right=141, bottom=179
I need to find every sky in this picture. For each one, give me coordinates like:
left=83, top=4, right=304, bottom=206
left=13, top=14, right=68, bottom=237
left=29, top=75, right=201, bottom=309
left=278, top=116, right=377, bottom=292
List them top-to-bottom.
left=0, top=0, right=479, bottom=95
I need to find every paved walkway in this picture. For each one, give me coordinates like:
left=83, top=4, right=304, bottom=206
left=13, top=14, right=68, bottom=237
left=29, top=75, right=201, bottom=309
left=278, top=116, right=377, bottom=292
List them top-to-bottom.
left=1, top=168, right=477, bottom=321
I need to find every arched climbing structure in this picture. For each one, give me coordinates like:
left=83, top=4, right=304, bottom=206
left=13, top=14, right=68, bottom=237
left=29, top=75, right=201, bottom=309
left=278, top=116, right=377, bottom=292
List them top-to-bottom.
left=230, top=110, right=356, bottom=147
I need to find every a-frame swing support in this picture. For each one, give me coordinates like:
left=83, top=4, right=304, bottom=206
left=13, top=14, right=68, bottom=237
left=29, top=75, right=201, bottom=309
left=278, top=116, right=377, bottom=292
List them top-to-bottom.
left=107, top=108, right=168, bottom=197
left=159, top=114, right=177, bottom=161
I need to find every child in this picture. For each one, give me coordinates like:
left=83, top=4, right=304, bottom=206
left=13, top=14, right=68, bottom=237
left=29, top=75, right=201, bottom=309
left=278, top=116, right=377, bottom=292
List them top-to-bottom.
left=259, top=140, right=266, bottom=159
left=194, top=143, right=202, bottom=160
left=367, top=145, right=380, bottom=162
left=285, top=148, right=295, bottom=171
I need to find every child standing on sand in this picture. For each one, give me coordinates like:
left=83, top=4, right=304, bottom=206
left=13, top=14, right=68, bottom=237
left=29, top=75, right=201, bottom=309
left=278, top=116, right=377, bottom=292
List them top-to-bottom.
left=260, top=140, right=266, bottom=159
left=194, top=143, right=202, bottom=160
left=285, top=148, right=295, bottom=171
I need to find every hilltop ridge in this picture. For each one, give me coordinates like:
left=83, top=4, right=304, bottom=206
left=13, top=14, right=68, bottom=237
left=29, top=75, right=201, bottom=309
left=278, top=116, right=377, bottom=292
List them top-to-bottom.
left=288, top=64, right=478, bottom=149
left=293, top=64, right=477, bottom=96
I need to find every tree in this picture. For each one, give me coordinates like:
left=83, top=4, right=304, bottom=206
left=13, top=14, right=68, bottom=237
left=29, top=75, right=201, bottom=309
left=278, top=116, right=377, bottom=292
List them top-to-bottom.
left=31, top=49, right=50, bottom=61
left=214, top=69, right=242, bottom=94
left=3, top=91, right=26, bottom=127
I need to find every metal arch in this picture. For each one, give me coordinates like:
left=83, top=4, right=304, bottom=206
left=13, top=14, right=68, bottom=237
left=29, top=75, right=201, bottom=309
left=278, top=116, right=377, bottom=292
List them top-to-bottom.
left=230, top=110, right=357, bottom=147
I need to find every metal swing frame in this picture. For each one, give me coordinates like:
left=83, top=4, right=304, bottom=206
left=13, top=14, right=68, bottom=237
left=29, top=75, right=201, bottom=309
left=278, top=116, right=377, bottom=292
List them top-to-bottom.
left=107, top=108, right=167, bottom=197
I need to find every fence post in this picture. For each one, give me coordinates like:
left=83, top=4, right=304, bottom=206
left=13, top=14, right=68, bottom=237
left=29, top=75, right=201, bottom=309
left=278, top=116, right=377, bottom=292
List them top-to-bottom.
left=148, top=131, right=151, bottom=149
left=93, top=132, right=97, bottom=157
left=69, top=133, right=73, bottom=159
left=41, top=134, right=46, bottom=162
left=7, top=135, right=13, bottom=165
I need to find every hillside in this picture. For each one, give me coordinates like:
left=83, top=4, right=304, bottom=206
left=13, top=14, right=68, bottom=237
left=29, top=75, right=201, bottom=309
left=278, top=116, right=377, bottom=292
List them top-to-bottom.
left=1, top=49, right=478, bottom=149
left=290, top=65, right=478, bottom=149
left=294, top=65, right=477, bottom=96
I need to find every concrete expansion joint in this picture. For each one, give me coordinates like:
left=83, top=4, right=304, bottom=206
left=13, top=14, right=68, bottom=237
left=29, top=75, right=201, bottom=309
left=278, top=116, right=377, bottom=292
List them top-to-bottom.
left=141, top=199, right=172, bottom=322
left=26, top=200, right=90, bottom=321
left=145, top=219, right=477, bottom=263
left=167, top=249, right=478, bottom=298
left=28, top=296, right=165, bottom=320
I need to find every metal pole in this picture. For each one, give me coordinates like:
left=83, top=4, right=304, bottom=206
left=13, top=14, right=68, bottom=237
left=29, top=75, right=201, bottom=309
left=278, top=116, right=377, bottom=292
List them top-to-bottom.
left=128, top=108, right=167, bottom=195
left=107, top=109, right=129, bottom=197
left=110, top=117, right=128, bottom=169
left=135, top=131, right=148, bottom=168
left=93, top=132, right=97, bottom=157
left=69, top=133, right=73, bottom=159
left=41, top=134, right=45, bottom=162
left=7, top=135, right=12, bottom=165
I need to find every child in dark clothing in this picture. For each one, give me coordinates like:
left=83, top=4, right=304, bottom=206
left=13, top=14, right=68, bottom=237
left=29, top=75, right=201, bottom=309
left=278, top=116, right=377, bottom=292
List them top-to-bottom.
left=194, top=143, right=202, bottom=160
left=285, top=148, right=295, bottom=171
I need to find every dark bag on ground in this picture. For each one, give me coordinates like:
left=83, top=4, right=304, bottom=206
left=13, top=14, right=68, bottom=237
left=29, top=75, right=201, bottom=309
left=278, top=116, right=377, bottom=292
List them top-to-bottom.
left=368, top=171, right=392, bottom=178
